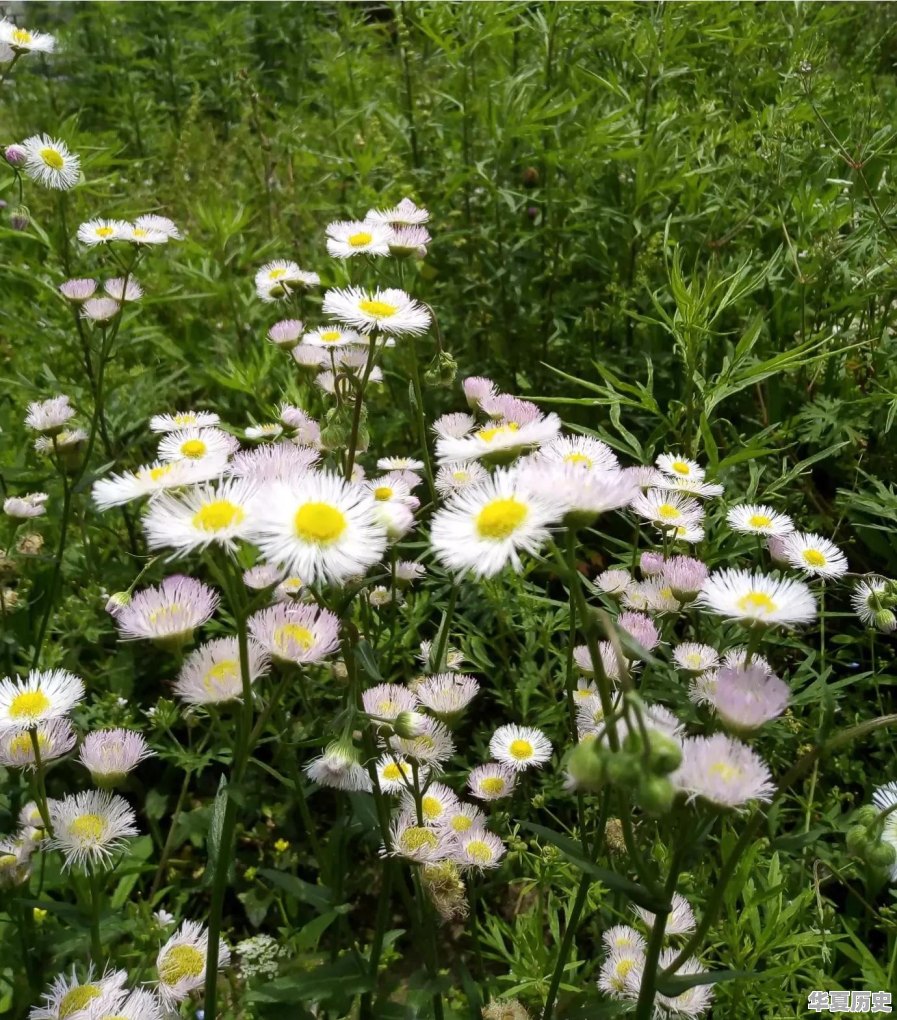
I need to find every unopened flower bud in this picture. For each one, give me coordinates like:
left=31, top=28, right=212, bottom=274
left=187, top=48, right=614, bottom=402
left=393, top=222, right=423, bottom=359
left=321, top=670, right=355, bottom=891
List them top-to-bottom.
left=4, top=145, right=26, bottom=167
left=424, top=350, right=458, bottom=388
left=393, top=710, right=428, bottom=739
left=565, top=739, right=606, bottom=792
left=636, top=775, right=676, bottom=816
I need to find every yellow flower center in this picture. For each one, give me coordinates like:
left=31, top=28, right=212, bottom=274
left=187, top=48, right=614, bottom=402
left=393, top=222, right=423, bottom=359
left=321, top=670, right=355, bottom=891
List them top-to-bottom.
left=12, top=28, right=33, bottom=45
left=40, top=147, right=64, bottom=170
left=96, top=225, right=115, bottom=238
left=132, top=228, right=148, bottom=239
left=348, top=231, right=373, bottom=247
left=269, top=267, right=287, bottom=280
left=359, top=298, right=398, bottom=319
left=320, top=330, right=342, bottom=342
left=477, top=422, right=520, bottom=444
left=180, top=438, right=207, bottom=459
left=563, top=452, right=593, bottom=467
left=671, top=460, right=691, bottom=475
left=148, top=465, right=174, bottom=482
left=451, top=470, right=470, bottom=483
left=373, top=486, right=393, bottom=501
left=475, top=497, right=528, bottom=540
left=192, top=499, right=245, bottom=532
left=294, top=502, right=347, bottom=544
left=657, top=503, right=681, bottom=521
left=748, top=514, right=772, bottom=529
left=802, top=549, right=827, bottom=568
left=281, top=577, right=303, bottom=592
left=736, top=591, right=777, bottom=615
left=148, top=604, right=182, bottom=628
left=273, top=623, right=314, bottom=651
left=685, top=653, right=703, bottom=669
left=203, top=659, right=238, bottom=694
left=8, top=690, right=51, bottom=720
left=377, top=699, right=397, bottom=714
left=8, top=731, right=46, bottom=758
left=508, top=739, right=534, bottom=760
left=709, top=761, right=741, bottom=783
left=381, top=762, right=407, bottom=782
left=479, top=777, right=506, bottom=796
left=421, top=795, right=443, bottom=820
left=69, top=813, right=105, bottom=843
left=451, top=814, right=473, bottom=832
left=399, top=827, right=438, bottom=853
left=465, top=839, right=493, bottom=864
left=0, top=854, right=17, bottom=870
left=159, top=943, right=205, bottom=985
left=612, top=958, right=637, bottom=990
left=59, top=986, right=102, bottom=1018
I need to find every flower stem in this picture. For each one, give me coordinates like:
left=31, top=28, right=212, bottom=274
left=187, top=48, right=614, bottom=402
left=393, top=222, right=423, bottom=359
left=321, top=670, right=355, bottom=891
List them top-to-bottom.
left=28, top=728, right=54, bottom=836
left=88, top=865, right=102, bottom=964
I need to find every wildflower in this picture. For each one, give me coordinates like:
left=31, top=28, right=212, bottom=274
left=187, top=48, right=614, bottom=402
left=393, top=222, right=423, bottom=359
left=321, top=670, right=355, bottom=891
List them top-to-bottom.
left=0, top=21, right=56, bottom=54
left=20, top=134, right=80, bottom=190
left=366, top=197, right=430, bottom=226
left=134, top=214, right=181, bottom=240
left=77, top=218, right=130, bottom=245
left=326, top=219, right=394, bottom=258
left=123, top=222, right=168, bottom=245
left=388, top=224, right=431, bottom=256
left=255, top=260, right=319, bottom=301
left=103, top=277, right=143, bottom=302
left=58, top=278, right=97, bottom=302
left=323, top=285, right=431, bottom=335
left=81, top=296, right=121, bottom=323
left=267, top=319, right=304, bottom=350
left=303, top=324, right=364, bottom=348
left=462, top=376, right=497, bottom=409
left=25, top=395, right=75, bottom=435
left=150, top=410, right=221, bottom=433
left=436, top=415, right=561, bottom=465
left=245, top=423, right=283, bottom=441
left=157, top=426, right=239, bottom=465
left=536, top=434, right=619, bottom=472
left=229, top=442, right=319, bottom=482
left=656, top=453, right=705, bottom=481
left=378, top=456, right=425, bottom=472
left=92, top=460, right=219, bottom=509
left=436, top=461, right=487, bottom=496
left=520, top=463, right=637, bottom=524
left=430, top=468, right=562, bottom=577
left=653, top=476, right=725, bottom=499
left=143, top=478, right=260, bottom=554
left=632, top=489, right=704, bottom=533
left=4, top=492, right=48, bottom=518
left=726, top=503, right=794, bottom=537
left=780, top=531, right=848, bottom=579
left=640, top=551, right=666, bottom=576
left=663, top=555, right=709, bottom=598
left=395, top=560, right=426, bottom=585
left=242, top=563, right=282, bottom=590
left=595, top=568, right=632, bottom=596
left=697, top=568, right=816, bottom=626
left=114, top=576, right=219, bottom=646
left=852, top=578, right=897, bottom=632
left=248, top=603, right=340, bottom=669
left=616, top=611, right=661, bottom=651
left=174, top=637, right=269, bottom=705
left=418, top=640, right=465, bottom=672
left=573, top=642, right=627, bottom=681
left=673, top=642, right=719, bottom=673
left=721, top=647, right=772, bottom=674
left=710, top=664, right=790, bottom=732
left=0, top=669, right=84, bottom=732
left=415, top=673, right=479, bottom=718
left=361, top=683, right=418, bottom=722
left=390, top=716, right=456, bottom=767
left=0, top=719, right=76, bottom=769
left=489, top=724, right=551, bottom=772
left=79, top=729, right=154, bottom=785
left=672, top=733, right=774, bottom=809
left=305, top=740, right=372, bottom=792
left=375, top=754, right=418, bottom=793
left=468, top=762, right=517, bottom=801
left=408, top=781, right=461, bottom=824
left=872, top=782, right=897, bottom=881
left=49, top=790, right=139, bottom=870
left=440, top=801, right=487, bottom=836
left=385, top=811, right=449, bottom=863
left=454, top=828, right=506, bottom=871
left=0, top=837, right=32, bottom=888
left=422, top=859, right=468, bottom=921
left=633, top=892, right=696, bottom=936
left=154, top=909, right=176, bottom=927
left=157, top=920, right=230, bottom=1005
left=602, top=925, right=646, bottom=953
left=237, top=934, right=287, bottom=982
left=598, top=946, right=644, bottom=1000
left=652, top=950, right=715, bottom=1017
left=29, top=967, right=128, bottom=1020
left=98, top=989, right=166, bottom=1020
left=481, top=1000, right=530, bottom=1020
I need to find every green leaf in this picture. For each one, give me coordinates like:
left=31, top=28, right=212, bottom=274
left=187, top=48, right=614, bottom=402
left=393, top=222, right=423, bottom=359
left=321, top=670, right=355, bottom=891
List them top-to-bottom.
left=355, top=640, right=383, bottom=682
left=205, top=774, right=229, bottom=886
left=258, top=868, right=334, bottom=912
left=245, top=957, right=373, bottom=1004
left=656, top=968, right=754, bottom=996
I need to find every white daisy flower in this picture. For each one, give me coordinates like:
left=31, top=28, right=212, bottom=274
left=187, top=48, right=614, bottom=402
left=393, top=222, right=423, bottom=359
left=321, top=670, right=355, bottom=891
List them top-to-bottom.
left=0, top=21, right=55, bottom=54
left=20, top=134, right=80, bottom=190
left=365, top=197, right=430, bottom=227
left=134, top=214, right=182, bottom=240
left=77, top=218, right=130, bottom=246
left=326, top=219, right=394, bottom=258
left=121, top=222, right=168, bottom=245
left=388, top=224, right=431, bottom=256
left=255, top=261, right=319, bottom=302
left=103, top=277, right=143, bottom=302
left=58, top=278, right=98, bottom=302
left=323, top=286, right=431, bottom=335
left=81, top=296, right=121, bottom=323
left=267, top=319, right=304, bottom=349
left=302, top=325, right=365, bottom=349
left=461, top=376, right=497, bottom=409
left=25, top=395, right=75, bottom=434
left=150, top=410, right=221, bottom=433
left=432, top=413, right=477, bottom=440
left=435, top=415, right=561, bottom=465
left=245, top=423, right=284, bottom=441
left=157, top=426, right=239, bottom=465
left=34, top=428, right=88, bottom=456
left=536, top=435, right=619, bottom=472
left=228, top=442, right=319, bottom=483
left=655, top=453, right=706, bottom=481
left=378, top=456, right=425, bottom=472
left=92, top=460, right=220, bottom=510
left=519, top=463, right=638, bottom=521
left=430, top=468, right=562, bottom=578
left=251, top=471, right=387, bottom=585
left=366, top=474, right=416, bottom=507
left=653, top=476, right=725, bottom=499
left=142, top=477, right=259, bottom=555
left=631, top=489, right=705, bottom=532
left=4, top=491, right=48, bottom=518
left=726, top=503, right=794, bottom=537
left=671, top=523, right=706, bottom=544
left=780, top=531, right=848, bottom=579
left=395, top=560, right=426, bottom=584
left=242, top=563, right=283, bottom=590
left=595, top=568, right=632, bottom=596
left=697, top=568, right=817, bottom=626
left=114, top=576, right=219, bottom=645
left=623, top=578, right=681, bottom=614
left=852, top=578, right=896, bottom=632
left=247, top=603, right=340, bottom=665
left=174, top=637, right=269, bottom=705
left=418, top=640, right=466, bottom=672
left=573, top=642, right=627, bottom=681
left=672, top=642, right=719, bottom=673
left=721, top=647, right=772, bottom=675
left=0, top=669, right=84, bottom=733
left=688, top=669, right=719, bottom=707
left=415, top=673, right=479, bottom=717
left=362, top=683, right=420, bottom=722
left=389, top=717, right=456, bottom=768
left=0, top=719, right=76, bottom=769
left=489, top=724, right=552, bottom=771
left=78, top=729, right=154, bottom=784
left=672, top=733, right=774, bottom=810
left=305, top=740, right=372, bottom=792
left=375, top=754, right=418, bottom=793
left=468, top=762, right=517, bottom=801
left=407, top=781, right=460, bottom=825
left=873, top=782, right=897, bottom=882
left=48, top=790, right=139, bottom=870
left=434, top=802, right=485, bottom=838
left=385, top=811, right=450, bottom=864
left=453, top=829, right=506, bottom=871
left=633, top=892, right=696, bottom=936
left=157, top=920, right=230, bottom=1005
left=602, top=925, right=646, bottom=953
left=598, top=947, right=644, bottom=999
left=653, top=950, right=715, bottom=1018
left=29, top=967, right=128, bottom=1020
left=98, top=988, right=166, bottom=1020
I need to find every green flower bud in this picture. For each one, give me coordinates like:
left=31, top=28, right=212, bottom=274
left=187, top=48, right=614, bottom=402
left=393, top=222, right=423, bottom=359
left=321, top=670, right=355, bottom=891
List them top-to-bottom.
left=424, top=350, right=458, bottom=388
left=647, top=731, right=683, bottom=775
left=565, top=739, right=607, bottom=792
left=635, top=775, right=676, bottom=816
left=855, top=806, right=879, bottom=828
left=847, top=825, right=871, bottom=856
left=867, top=841, right=897, bottom=870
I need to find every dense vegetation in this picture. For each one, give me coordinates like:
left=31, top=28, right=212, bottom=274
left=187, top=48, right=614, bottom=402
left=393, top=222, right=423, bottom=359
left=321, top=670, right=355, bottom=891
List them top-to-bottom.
left=2, top=3, right=897, bottom=1019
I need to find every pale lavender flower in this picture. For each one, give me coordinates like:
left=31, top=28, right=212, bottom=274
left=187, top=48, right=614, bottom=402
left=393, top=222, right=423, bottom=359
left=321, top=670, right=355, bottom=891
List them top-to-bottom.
left=103, top=277, right=143, bottom=302
left=58, top=278, right=97, bottom=302
left=81, top=296, right=121, bottom=322
left=267, top=319, right=304, bottom=349
left=461, top=376, right=497, bottom=409
left=25, top=395, right=74, bottom=434
left=228, top=442, right=319, bottom=482
left=4, top=492, right=48, bottom=518
left=640, top=551, right=665, bottom=576
left=663, top=555, right=709, bottom=598
left=242, top=563, right=283, bottom=590
left=114, top=576, right=219, bottom=645
left=247, top=603, right=340, bottom=664
left=616, top=611, right=660, bottom=651
left=174, top=637, right=270, bottom=705
left=711, top=664, right=790, bottom=732
left=415, top=673, right=479, bottom=717
left=362, top=683, right=420, bottom=722
left=0, top=718, right=76, bottom=769
left=79, top=728, right=154, bottom=783
left=673, top=733, right=774, bottom=809
left=305, top=740, right=371, bottom=792
left=468, top=762, right=517, bottom=801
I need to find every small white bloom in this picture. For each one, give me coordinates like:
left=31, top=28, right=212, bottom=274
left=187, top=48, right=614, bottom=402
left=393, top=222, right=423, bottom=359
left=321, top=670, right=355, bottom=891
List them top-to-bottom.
left=21, top=134, right=80, bottom=190
left=326, top=219, right=394, bottom=258
left=323, top=286, right=431, bottom=336
left=726, top=503, right=794, bottom=537
left=780, top=531, right=848, bottom=579
left=174, top=637, right=270, bottom=705
left=0, top=669, right=84, bottom=732
left=489, top=724, right=552, bottom=771
left=48, top=790, right=139, bottom=870
left=157, top=920, right=230, bottom=1004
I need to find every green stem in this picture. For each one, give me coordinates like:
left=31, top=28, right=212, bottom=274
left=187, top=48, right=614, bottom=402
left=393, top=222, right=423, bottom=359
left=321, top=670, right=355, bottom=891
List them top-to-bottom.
left=345, top=337, right=380, bottom=482
left=407, top=337, right=438, bottom=508
left=31, top=463, right=73, bottom=669
left=433, top=584, right=458, bottom=672
left=28, top=728, right=54, bottom=836
left=148, top=768, right=192, bottom=900
left=635, top=831, right=685, bottom=1020
left=88, top=866, right=102, bottom=964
